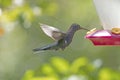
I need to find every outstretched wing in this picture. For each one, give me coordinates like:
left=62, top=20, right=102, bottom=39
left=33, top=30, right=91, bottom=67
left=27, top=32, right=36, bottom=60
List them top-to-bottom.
left=40, top=23, right=66, bottom=41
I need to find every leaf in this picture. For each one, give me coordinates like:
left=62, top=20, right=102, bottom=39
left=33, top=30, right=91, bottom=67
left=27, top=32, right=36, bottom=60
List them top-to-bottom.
left=0, top=0, right=12, bottom=8
left=50, top=57, right=70, bottom=74
left=70, top=57, right=88, bottom=73
left=41, top=64, right=56, bottom=76
left=99, top=68, right=120, bottom=80
left=22, top=70, right=34, bottom=80
left=31, top=76, right=58, bottom=80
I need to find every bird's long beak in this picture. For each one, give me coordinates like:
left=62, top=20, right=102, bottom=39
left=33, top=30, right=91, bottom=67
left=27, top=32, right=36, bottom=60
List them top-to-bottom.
left=80, top=27, right=90, bottom=31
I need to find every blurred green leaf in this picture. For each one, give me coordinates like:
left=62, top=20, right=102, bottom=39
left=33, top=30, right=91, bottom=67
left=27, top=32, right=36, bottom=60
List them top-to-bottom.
left=0, top=0, right=12, bottom=8
left=44, top=2, right=58, bottom=16
left=0, top=6, right=34, bottom=22
left=22, top=57, right=120, bottom=80
left=50, top=57, right=70, bottom=74
left=70, top=57, right=88, bottom=74
left=41, top=64, right=56, bottom=76
left=99, top=68, right=120, bottom=80
left=22, top=70, right=34, bottom=80
left=31, top=76, right=58, bottom=80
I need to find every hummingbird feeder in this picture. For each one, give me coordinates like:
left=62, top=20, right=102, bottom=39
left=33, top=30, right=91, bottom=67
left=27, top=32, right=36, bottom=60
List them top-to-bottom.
left=85, top=0, right=120, bottom=46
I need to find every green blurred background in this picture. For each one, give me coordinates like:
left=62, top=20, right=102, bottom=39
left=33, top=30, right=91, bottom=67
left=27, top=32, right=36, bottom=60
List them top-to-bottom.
left=0, top=0, right=120, bottom=80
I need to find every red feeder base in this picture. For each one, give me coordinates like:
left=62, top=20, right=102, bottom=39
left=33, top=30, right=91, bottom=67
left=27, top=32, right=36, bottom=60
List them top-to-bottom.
left=85, top=30, right=120, bottom=46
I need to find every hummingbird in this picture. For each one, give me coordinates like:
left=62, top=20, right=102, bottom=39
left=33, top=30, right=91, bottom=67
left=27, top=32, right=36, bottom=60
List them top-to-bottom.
left=33, top=23, right=89, bottom=52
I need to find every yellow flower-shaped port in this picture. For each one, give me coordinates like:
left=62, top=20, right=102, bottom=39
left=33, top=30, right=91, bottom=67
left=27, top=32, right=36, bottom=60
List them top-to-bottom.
left=111, top=27, right=120, bottom=35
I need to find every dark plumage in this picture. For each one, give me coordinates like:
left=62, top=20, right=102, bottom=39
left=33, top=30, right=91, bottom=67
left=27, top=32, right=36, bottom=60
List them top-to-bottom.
left=33, top=23, right=89, bottom=52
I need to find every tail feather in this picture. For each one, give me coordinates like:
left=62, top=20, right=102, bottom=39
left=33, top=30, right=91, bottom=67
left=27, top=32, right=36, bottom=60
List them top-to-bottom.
left=33, top=42, right=59, bottom=52
left=33, top=46, right=51, bottom=52
left=33, top=48, right=44, bottom=52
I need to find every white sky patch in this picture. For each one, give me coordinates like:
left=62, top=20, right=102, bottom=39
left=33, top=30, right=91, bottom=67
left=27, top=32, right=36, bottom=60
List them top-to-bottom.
left=12, top=0, right=24, bottom=6
left=32, top=7, right=42, bottom=16
left=0, top=8, right=2, bottom=16
left=4, top=22, right=17, bottom=33
left=93, top=59, right=102, bottom=68
left=68, top=75, right=88, bottom=80
left=68, top=75, right=80, bottom=80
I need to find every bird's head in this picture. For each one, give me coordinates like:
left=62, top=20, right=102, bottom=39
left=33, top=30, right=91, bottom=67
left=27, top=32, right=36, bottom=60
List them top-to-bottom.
left=70, top=23, right=81, bottom=31
left=71, top=23, right=89, bottom=31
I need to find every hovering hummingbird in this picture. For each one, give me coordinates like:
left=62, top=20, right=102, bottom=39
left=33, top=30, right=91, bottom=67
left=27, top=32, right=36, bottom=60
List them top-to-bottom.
left=33, top=23, right=89, bottom=52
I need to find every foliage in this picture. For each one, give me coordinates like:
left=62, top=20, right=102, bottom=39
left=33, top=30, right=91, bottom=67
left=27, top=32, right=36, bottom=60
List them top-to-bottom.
left=22, top=57, right=120, bottom=80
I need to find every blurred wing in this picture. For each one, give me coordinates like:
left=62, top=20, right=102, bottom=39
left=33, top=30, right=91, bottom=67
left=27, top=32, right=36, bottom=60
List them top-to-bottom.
left=40, top=23, right=66, bottom=41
